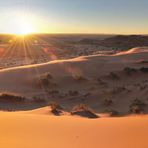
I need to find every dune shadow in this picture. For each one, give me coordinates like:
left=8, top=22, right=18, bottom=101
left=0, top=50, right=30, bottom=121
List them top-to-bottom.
left=0, top=102, right=48, bottom=111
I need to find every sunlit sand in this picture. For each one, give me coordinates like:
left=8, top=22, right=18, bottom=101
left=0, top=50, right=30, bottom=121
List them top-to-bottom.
left=0, top=0, right=148, bottom=147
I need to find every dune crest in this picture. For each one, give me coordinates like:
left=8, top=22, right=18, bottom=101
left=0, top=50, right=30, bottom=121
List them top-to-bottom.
left=116, top=47, right=148, bottom=55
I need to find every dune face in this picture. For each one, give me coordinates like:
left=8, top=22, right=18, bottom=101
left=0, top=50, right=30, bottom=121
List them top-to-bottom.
left=0, top=47, right=147, bottom=115
left=1, top=111, right=148, bottom=148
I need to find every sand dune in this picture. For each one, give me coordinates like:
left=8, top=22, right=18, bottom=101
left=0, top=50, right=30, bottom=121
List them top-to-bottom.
left=0, top=47, right=147, bottom=114
left=116, top=47, right=148, bottom=55
left=0, top=110, right=148, bottom=148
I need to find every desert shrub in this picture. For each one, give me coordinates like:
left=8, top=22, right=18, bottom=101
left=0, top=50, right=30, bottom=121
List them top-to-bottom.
left=123, top=67, right=137, bottom=75
left=140, top=67, right=148, bottom=73
left=109, top=72, right=120, bottom=80
left=39, top=73, right=55, bottom=87
left=46, top=73, right=53, bottom=79
left=73, top=75, right=87, bottom=81
left=40, top=77, right=57, bottom=88
left=140, top=85, right=147, bottom=90
left=111, top=86, right=126, bottom=94
left=69, top=90, right=79, bottom=96
left=0, top=93, right=26, bottom=103
left=103, top=98, right=113, bottom=106
left=129, top=99, right=146, bottom=114
left=49, top=102, right=63, bottom=116
left=49, top=102, right=63, bottom=110
left=71, top=104, right=98, bottom=118
left=129, top=105, right=143, bottom=114
left=104, top=109, right=119, bottom=116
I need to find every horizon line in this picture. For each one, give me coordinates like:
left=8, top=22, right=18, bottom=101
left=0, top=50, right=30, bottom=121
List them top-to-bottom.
left=0, top=32, right=148, bottom=36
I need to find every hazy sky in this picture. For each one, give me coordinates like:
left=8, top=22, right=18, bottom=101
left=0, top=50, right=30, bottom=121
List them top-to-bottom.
left=0, top=0, right=148, bottom=34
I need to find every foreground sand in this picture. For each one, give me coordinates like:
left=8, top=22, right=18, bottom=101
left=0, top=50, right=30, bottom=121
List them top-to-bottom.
left=0, top=109, right=148, bottom=148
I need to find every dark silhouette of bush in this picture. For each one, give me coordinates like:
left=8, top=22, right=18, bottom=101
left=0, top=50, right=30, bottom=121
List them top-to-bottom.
left=123, top=67, right=137, bottom=75
left=140, top=67, right=148, bottom=73
left=109, top=72, right=120, bottom=80
left=39, top=73, right=55, bottom=87
left=46, top=73, right=53, bottom=79
left=73, top=75, right=87, bottom=81
left=40, top=77, right=57, bottom=88
left=111, top=86, right=127, bottom=94
left=69, top=90, right=79, bottom=96
left=0, top=93, right=26, bottom=103
left=129, top=99, right=146, bottom=114
left=49, top=102, right=64, bottom=116
left=71, top=104, right=99, bottom=118
left=130, top=105, right=143, bottom=114
left=104, top=109, right=119, bottom=117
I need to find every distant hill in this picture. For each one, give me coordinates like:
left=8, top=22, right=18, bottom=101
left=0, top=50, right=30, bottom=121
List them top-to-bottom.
left=78, top=35, right=148, bottom=50
left=101, top=35, right=148, bottom=50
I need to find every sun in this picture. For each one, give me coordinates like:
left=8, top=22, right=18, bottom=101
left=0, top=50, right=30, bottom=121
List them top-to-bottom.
left=1, top=11, right=46, bottom=35
left=11, top=14, right=37, bottom=35
left=16, top=21, right=35, bottom=35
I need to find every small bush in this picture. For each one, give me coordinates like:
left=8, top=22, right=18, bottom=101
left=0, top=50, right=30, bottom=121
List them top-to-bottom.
left=123, top=67, right=137, bottom=75
left=140, top=67, right=148, bottom=73
left=109, top=72, right=120, bottom=80
left=46, top=73, right=53, bottom=79
left=73, top=75, right=87, bottom=81
left=40, top=78, right=57, bottom=88
left=111, top=86, right=126, bottom=94
left=69, top=90, right=79, bottom=96
left=129, top=99, right=146, bottom=114
left=49, top=102, right=64, bottom=116
left=71, top=104, right=98, bottom=118
left=130, top=105, right=143, bottom=114
left=104, top=109, right=119, bottom=117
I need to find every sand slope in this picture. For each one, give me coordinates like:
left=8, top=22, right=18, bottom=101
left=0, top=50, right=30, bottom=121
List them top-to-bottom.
left=0, top=47, right=147, bottom=113
left=0, top=110, right=148, bottom=148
